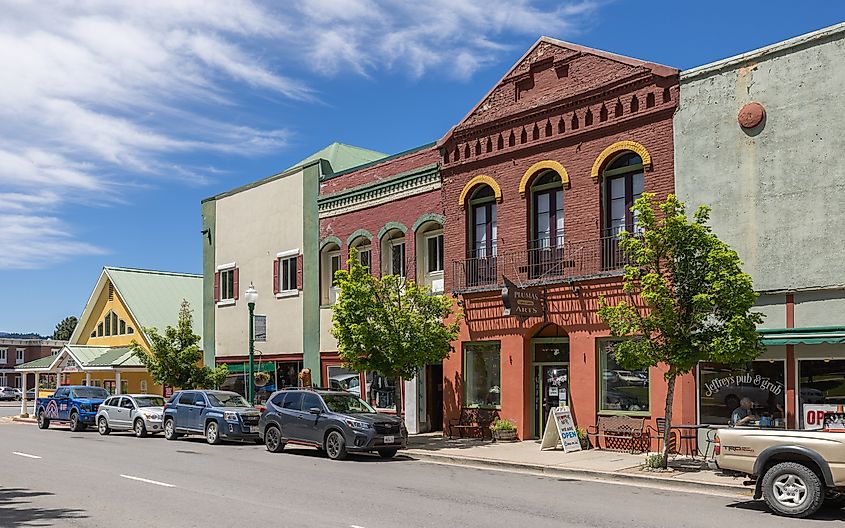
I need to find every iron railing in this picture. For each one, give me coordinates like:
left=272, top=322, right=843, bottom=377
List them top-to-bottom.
left=451, top=233, right=635, bottom=291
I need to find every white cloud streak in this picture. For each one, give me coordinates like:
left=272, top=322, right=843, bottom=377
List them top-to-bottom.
left=0, top=0, right=597, bottom=269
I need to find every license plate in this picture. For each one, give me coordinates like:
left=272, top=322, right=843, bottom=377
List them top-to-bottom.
left=244, top=426, right=254, bottom=433
left=383, top=435, right=394, bottom=444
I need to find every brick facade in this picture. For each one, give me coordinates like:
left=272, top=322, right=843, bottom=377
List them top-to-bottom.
left=0, top=338, right=65, bottom=388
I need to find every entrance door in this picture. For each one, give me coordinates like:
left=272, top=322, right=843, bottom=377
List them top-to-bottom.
left=425, top=364, right=443, bottom=431
left=534, top=365, right=568, bottom=437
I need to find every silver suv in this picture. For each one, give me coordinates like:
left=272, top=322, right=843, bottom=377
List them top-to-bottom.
left=96, top=394, right=166, bottom=437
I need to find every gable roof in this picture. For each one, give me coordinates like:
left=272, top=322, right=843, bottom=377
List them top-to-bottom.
left=437, top=36, right=678, bottom=147
left=287, top=142, right=387, bottom=174
left=69, top=267, right=203, bottom=347
left=17, top=345, right=144, bottom=371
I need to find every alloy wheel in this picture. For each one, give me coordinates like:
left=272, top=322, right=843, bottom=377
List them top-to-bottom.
left=98, top=417, right=109, bottom=435
left=206, top=422, right=219, bottom=444
left=266, top=427, right=280, bottom=452
left=326, top=432, right=341, bottom=459
left=773, top=474, right=808, bottom=507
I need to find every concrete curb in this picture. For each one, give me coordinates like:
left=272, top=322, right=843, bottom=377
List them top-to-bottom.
left=11, top=416, right=37, bottom=424
left=407, top=450, right=752, bottom=498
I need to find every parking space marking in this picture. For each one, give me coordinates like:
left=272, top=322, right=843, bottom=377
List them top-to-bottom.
left=12, top=452, right=41, bottom=459
left=120, top=474, right=175, bottom=488
left=350, top=525, right=367, bottom=528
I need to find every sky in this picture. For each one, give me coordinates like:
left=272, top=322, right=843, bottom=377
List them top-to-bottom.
left=1, top=1, right=844, bottom=336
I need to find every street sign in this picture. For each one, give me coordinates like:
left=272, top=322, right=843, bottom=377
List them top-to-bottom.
left=502, top=276, right=544, bottom=318
left=254, top=315, right=267, bottom=342
left=540, top=406, right=581, bottom=453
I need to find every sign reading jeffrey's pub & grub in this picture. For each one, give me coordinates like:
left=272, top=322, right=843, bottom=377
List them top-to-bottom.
left=502, top=276, right=544, bottom=318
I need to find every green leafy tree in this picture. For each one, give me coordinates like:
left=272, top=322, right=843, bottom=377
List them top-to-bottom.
left=598, top=194, right=763, bottom=467
left=331, top=250, right=461, bottom=418
left=130, top=300, right=228, bottom=390
left=53, top=316, right=78, bottom=341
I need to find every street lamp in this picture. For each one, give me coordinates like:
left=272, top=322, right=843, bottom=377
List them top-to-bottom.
left=244, top=282, right=258, bottom=405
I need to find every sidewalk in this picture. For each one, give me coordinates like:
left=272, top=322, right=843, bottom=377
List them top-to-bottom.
left=406, top=434, right=750, bottom=497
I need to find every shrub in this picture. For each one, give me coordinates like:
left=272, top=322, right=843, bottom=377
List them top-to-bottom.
left=491, top=418, right=517, bottom=432
left=576, top=426, right=589, bottom=449
left=644, top=453, right=665, bottom=469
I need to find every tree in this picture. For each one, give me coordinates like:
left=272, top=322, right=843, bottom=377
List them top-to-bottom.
left=598, top=194, right=763, bottom=468
left=331, top=251, right=461, bottom=419
left=130, top=300, right=228, bottom=390
left=53, top=316, right=78, bottom=341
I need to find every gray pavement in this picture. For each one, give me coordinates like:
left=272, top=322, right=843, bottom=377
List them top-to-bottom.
left=0, top=402, right=31, bottom=418
left=0, top=421, right=842, bottom=527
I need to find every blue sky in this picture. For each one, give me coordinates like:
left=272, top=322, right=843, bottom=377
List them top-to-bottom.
left=2, top=1, right=843, bottom=335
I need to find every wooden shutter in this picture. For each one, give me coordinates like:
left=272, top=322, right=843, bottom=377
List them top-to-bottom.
left=296, top=254, right=303, bottom=290
left=273, top=258, right=280, bottom=294
left=233, top=267, right=239, bottom=300
left=213, top=271, right=219, bottom=303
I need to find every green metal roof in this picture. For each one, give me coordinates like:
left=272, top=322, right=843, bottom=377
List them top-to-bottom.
left=288, top=142, right=387, bottom=174
left=105, top=267, right=203, bottom=346
left=17, top=345, right=145, bottom=370
left=84, top=347, right=142, bottom=367
left=16, top=355, right=56, bottom=370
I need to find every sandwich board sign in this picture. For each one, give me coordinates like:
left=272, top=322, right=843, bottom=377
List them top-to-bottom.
left=540, top=406, right=581, bottom=453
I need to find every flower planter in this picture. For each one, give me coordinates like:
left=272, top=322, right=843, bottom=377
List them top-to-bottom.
left=492, top=428, right=519, bottom=442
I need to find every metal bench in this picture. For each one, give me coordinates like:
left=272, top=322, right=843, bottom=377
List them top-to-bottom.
left=448, top=408, right=499, bottom=440
left=587, top=415, right=647, bottom=453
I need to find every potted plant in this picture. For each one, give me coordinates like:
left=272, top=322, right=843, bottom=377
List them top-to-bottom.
left=254, top=371, right=270, bottom=387
left=490, top=418, right=518, bottom=442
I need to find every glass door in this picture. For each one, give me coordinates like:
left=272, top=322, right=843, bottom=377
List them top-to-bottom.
left=534, top=364, right=569, bottom=437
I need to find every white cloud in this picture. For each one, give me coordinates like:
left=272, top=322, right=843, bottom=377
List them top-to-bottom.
left=0, top=0, right=598, bottom=269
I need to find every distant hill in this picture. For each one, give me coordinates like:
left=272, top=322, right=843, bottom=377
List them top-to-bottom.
left=0, top=332, right=51, bottom=340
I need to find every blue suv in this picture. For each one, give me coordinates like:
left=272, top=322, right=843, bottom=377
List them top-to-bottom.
left=258, top=388, right=407, bottom=460
left=163, top=390, right=261, bottom=445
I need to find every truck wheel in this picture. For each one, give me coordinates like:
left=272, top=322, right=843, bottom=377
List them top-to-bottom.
left=37, top=409, right=50, bottom=429
left=69, top=411, right=85, bottom=432
left=97, top=417, right=110, bottom=435
left=134, top=418, right=148, bottom=438
left=164, top=418, right=180, bottom=440
left=205, top=421, right=221, bottom=445
left=325, top=430, right=347, bottom=460
left=762, top=462, right=824, bottom=518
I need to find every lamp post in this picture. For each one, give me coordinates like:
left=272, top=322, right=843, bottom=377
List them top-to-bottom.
left=244, top=282, right=258, bottom=405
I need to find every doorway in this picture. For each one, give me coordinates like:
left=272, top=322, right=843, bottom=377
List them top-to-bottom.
left=531, top=339, right=570, bottom=438
left=426, top=364, right=444, bottom=431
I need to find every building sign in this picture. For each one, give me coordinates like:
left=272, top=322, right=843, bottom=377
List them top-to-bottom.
left=502, top=276, right=543, bottom=319
left=254, top=315, right=267, bottom=342
left=56, top=354, right=81, bottom=373
left=702, top=372, right=784, bottom=398
left=540, top=406, right=581, bottom=453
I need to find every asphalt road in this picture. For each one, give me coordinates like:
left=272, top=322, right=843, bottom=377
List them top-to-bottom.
left=0, top=402, right=32, bottom=418
left=0, top=422, right=843, bottom=527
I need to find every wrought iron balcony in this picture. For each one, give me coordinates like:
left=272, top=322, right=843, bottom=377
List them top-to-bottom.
left=451, top=233, right=634, bottom=292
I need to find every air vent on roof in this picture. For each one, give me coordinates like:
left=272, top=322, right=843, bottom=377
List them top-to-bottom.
left=108, top=283, right=114, bottom=301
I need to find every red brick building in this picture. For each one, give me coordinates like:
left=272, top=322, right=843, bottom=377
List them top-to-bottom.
left=438, top=38, right=694, bottom=440
left=317, top=145, right=446, bottom=433
left=1, top=337, right=65, bottom=390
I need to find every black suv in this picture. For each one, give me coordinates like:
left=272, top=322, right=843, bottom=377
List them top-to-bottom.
left=258, top=388, right=407, bottom=460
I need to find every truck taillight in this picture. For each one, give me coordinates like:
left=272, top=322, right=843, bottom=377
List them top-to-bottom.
left=713, top=434, right=720, bottom=456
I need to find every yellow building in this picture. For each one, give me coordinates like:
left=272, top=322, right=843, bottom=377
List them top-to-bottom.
left=17, top=267, right=203, bottom=396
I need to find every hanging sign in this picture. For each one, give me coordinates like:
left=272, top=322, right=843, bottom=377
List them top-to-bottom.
left=502, top=276, right=544, bottom=319
left=254, top=315, right=267, bottom=342
left=540, top=406, right=581, bottom=452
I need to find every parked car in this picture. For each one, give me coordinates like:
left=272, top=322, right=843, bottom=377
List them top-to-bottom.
left=36, top=385, right=110, bottom=431
left=0, top=387, right=18, bottom=401
left=11, top=388, right=22, bottom=400
left=258, top=388, right=407, bottom=460
left=162, top=390, right=261, bottom=445
left=96, top=394, right=166, bottom=437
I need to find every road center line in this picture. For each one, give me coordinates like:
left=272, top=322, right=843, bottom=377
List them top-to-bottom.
left=12, top=451, right=41, bottom=459
left=120, top=474, right=175, bottom=488
left=350, top=525, right=367, bottom=528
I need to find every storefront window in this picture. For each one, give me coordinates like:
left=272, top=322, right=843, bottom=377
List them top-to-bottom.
left=598, top=340, right=649, bottom=414
left=463, top=342, right=501, bottom=408
left=798, top=359, right=845, bottom=428
left=277, top=360, right=303, bottom=390
left=698, top=361, right=785, bottom=426
left=327, top=365, right=362, bottom=397
left=367, top=373, right=396, bottom=411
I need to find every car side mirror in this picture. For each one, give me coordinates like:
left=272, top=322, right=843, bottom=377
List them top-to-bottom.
left=309, top=407, right=322, bottom=415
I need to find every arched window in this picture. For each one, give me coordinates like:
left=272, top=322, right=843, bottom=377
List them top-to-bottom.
left=603, top=152, right=644, bottom=237
left=530, top=170, right=564, bottom=249
left=469, top=185, right=497, bottom=260
left=414, top=217, right=444, bottom=292
left=380, top=228, right=406, bottom=278
left=349, top=236, right=372, bottom=271
left=320, top=240, right=342, bottom=305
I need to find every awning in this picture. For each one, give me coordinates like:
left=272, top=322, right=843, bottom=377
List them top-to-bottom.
left=759, top=327, right=845, bottom=346
left=222, top=362, right=276, bottom=374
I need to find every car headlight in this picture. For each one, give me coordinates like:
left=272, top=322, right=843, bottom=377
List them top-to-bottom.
left=80, top=403, right=92, bottom=411
left=142, top=411, right=160, bottom=420
left=224, top=411, right=240, bottom=422
left=345, top=419, right=372, bottom=430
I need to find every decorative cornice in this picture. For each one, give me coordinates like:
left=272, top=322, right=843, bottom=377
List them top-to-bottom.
left=591, top=140, right=652, bottom=183
left=518, top=160, right=570, bottom=197
left=318, top=163, right=440, bottom=218
left=458, top=175, right=503, bottom=209
left=412, top=213, right=445, bottom=232
left=377, top=221, right=408, bottom=240
left=346, top=229, right=373, bottom=247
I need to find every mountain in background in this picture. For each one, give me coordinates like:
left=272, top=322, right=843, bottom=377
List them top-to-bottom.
left=0, top=332, right=51, bottom=339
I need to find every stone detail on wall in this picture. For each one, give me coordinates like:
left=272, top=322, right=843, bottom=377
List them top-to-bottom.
left=590, top=140, right=653, bottom=182
left=518, top=160, right=570, bottom=197
left=458, top=175, right=504, bottom=209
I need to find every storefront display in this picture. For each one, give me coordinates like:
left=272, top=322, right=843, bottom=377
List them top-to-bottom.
left=598, top=340, right=649, bottom=413
left=464, top=342, right=501, bottom=408
left=798, top=359, right=845, bottom=427
left=698, top=360, right=785, bottom=426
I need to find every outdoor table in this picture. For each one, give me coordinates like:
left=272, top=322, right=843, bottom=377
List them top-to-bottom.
left=671, top=424, right=708, bottom=458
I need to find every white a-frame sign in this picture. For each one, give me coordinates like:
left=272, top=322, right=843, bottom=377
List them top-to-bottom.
left=540, top=406, right=582, bottom=453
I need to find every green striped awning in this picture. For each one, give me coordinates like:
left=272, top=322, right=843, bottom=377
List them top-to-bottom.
left=759, top=327, right=845, bottom=346
left=220, top=362, right=276, bottom=374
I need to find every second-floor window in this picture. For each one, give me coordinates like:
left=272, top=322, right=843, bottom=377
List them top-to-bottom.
left=604, top=152, right=644, bottom=236
left=531, top=170, right=564, bottom=248
left=470, top=185, right=497, bottom=259
left=381, top=228, right=406, bottom=278
left=280, top=256, right=297, bottom=292
left=220, top=268, right=236, bottom=301
left=0, top=348, right=6, bottom=363
left=16, top=349, right=25, bottom=364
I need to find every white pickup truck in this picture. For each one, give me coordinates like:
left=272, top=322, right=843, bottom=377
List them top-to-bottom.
left=713, top=426, right=845, bottom=518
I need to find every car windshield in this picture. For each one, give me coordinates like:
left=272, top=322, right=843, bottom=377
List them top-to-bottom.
left=71, top=387, right=109, bottom=399
left=206, top=392, right=250, bottom=407
left=322, top=394, right=375, bottom=414
left=134, top=396, right=165, bottom=408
